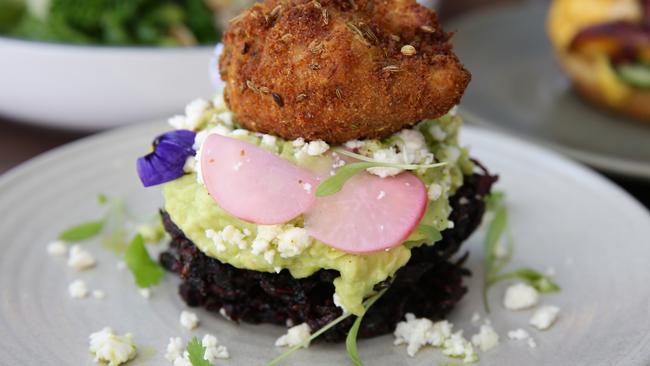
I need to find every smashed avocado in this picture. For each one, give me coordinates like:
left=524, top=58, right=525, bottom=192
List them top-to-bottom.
left=163, top=111, right=473, bottom=315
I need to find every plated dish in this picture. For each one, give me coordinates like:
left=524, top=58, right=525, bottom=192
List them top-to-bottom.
left=449, top=0, right=650, bottom=180
left=2, top=122, right=650, bottom=365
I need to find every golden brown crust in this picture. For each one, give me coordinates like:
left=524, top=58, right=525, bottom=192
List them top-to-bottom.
left=219, top=0, right=471, bottom=143
left=557, top=52, right=650, bottom=123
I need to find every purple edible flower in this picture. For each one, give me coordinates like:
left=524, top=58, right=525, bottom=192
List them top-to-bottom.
left=137, top=130, right=196, bottom=187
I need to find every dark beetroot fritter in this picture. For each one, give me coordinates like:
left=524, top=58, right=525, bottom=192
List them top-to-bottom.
left=160, top=165, right=496, bottom=342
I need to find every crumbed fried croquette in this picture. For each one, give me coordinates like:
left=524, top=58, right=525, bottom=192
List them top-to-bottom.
left=219, top=0, right=471, bottom=143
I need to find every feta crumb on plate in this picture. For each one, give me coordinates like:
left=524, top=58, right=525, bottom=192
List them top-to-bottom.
left=47, top=240, right=67, bottom=256
left=67, top=245, right=96, bottom=271
left=69, top=279, right=89, bottom=299
left=503, top=283, right=539, bottom=310
left=139, top=288, right=151, bottom=299
left=530, top=305, right=560, bottom=330
left=180, top=310, right=199, bottom=330
left=275, top=323, right=311, bottom=348
left=471, top=323, right=499, bottom=352
left=88, top=327, right=136, bottom=366
left=507, top=328, right=530, bottom=341
left=202, top=334, right=230, bottom=361
left=165, top=337, right=184, bottom=362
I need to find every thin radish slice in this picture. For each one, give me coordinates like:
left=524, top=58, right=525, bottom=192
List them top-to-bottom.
left=201, top=134, right=319, bottom=224
left=304, top=171, right=427, bottom=253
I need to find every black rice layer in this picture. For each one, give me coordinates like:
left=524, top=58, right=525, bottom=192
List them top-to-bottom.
left=159, top=166, right=496, bottom=342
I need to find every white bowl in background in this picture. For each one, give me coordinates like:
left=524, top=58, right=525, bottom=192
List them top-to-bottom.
left=0, top=36, right=217, bottom=131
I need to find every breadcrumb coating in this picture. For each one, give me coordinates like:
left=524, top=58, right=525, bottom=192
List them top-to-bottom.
left=219, top=0, right=471, bottom=143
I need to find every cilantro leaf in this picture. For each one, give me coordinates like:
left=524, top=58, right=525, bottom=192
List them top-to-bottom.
left=316, top=162, right=377, bottom=197
left=58, top=219, right=105, bottom=242
left=124, top=234, right=164, bottom=288
left=346, top=288, right=388, bottom=366
left=186, top=337, right=214, bottom=366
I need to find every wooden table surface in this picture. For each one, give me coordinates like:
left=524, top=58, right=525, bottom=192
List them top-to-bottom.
left=0, top=0, right=648, bottom=209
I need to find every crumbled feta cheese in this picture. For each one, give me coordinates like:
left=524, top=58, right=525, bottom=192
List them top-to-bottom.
left=213, top=94, right=227, bottom=110
left=184, top=98, right=210, bottom=128
left=216, top=111, right=233, bottom=127
left=168, top=115, right=188, bottom=130
left=429, top=125, right=448, bottom=141
left=231, top=129, right=249, bottom=137
left=395, top=129, right=432, bottom=163
left=261, top=134, right=277, bottom=148
left=292, top=138, right=305, bottom=147
left=305, top=140, right=330, bottom=156
left=344, top=140, right=364, bottom=150
left=445, top=146, right=462, bottom=163
left=367, top=148, right=403, bottom=177
left=183, top=156, right=197, bottom=174
left=303, top=183, right=312, bottom=193
left=427, top=184, right=443, bottom=201
left=377, top=191, right=386, bottom=200
left=447, top=221, right=455, bottom=229
left=206, top=225, right=249, bottom=252
left=276, top=227, right=311, bottom=258
left=47, top=240, right=67, bottom=256
left=67, top=245, right=96, bottom=271
left=263, top=250, right=276, bottom=264
left=116, top=261, right=126, bottom=271
left=69, top=279, right=89, bottom=299
left=504, top=283, right=540, bottom=310
left=139, top=289, right=151, bottom=299
left=93, top=290, right=106, bottom=299
left=333, top=294, right=347, bottom=312
left=530, top=305, right=560, bottom=330
left=219, top=308, right=233, bottom=321
left=180, top=311, right=199, bottom=330
left=471, top=312, right=481, bottom=324
left=393, top=313, right=453, bottom=356
left=275, top=323, right=311, bottom=348
left=471, top=324, right=500, bottom=352
left=88, top=327, right=136, bottom=366
left=507, top=328, right=530, bottom=341
left=442, top=331, right=478, bottom=363
left=202, top=334, right=230, bottom=361
left=165, top=337, right=184, bottom=362
left=527, top=338, right=537, bottom=348
left=173, top=356, right=191, bottom=366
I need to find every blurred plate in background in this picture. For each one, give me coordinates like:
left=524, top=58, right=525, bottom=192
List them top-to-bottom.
left=448, top=0, right=650, bottom=180
left=0, top=37, right=217, bottom=131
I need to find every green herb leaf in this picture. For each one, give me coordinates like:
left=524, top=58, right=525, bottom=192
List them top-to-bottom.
left=316, top=162, right=377, bottom=197
left=484, top=191, right=505, bottom=211
left=97, top=193, right=108, bottom=205
left=58, top=219, right=105, bottom=242
left=124, top=234, right=164, bottom=288
left=490, top=268, right=560, bottom=293
left=346, top=288, right=388, bottom=366
left=186, top=337, right=214, bottom=366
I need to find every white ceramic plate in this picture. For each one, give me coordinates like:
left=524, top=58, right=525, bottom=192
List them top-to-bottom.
left=448, top=1, right=650, bottom=180
left=0, top=37, right=217, bottom=131
left=1, top=122, right=649, bottom=365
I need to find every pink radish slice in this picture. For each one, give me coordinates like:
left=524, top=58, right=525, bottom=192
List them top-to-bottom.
left=201, top=134, right=319, bottom=225
left=304, top=171, right=428, bottom=253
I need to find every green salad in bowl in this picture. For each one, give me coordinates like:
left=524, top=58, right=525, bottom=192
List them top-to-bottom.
left=0, top=0, right=235, bottom=46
